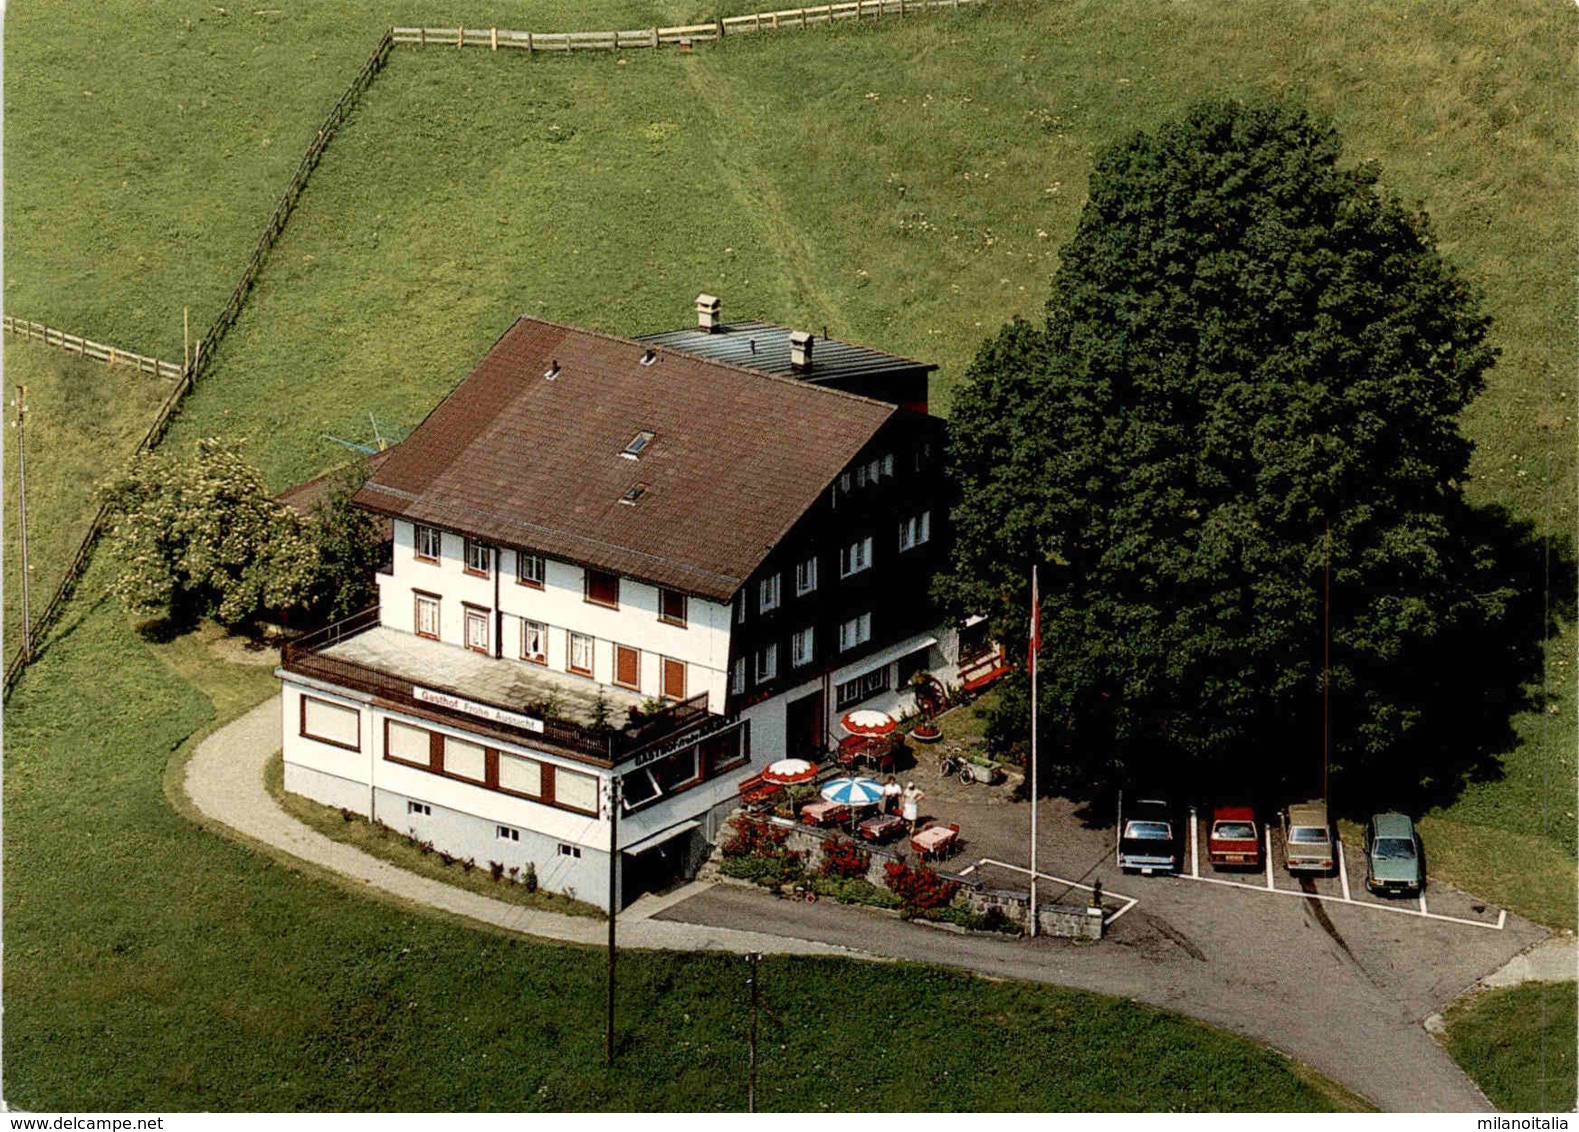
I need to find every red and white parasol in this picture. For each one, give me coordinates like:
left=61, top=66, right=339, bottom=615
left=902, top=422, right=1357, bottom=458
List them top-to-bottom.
left=840, top=709, right=896, bottom=738
left=761, top=758, right=819, bottom=785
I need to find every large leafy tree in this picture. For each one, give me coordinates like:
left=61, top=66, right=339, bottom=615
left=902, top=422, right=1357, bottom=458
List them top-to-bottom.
left=941, top=100, right=1546, bottom=803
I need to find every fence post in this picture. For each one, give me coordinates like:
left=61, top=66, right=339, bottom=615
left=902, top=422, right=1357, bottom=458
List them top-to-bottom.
left=717, top=17, right=724, bottom=37
left=419, top=26, right=426, bottom=46
left=457, top=26, right=464, bottom=48
left=491, top=26, right=497, bottom=50
left=651, top=26, right=658, bottom=47
left=527, top=31, right=534, bottom=52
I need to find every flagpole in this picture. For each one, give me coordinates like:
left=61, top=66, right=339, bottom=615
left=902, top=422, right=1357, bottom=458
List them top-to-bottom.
left=1029, top=564, right=1039, bottom=939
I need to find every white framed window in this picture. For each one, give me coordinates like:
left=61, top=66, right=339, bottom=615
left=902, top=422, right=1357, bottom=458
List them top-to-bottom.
left=914, top=438, right=934, bottom=471
left=881, top=452, right=894, bottom=478
left=898, top=510, right=932, bottom=552
left=414, top=524, right=442, bottom=562
left=839, top=536, right=873, bottom=578
left=464, top=537, right=492, bottom=577
left=517, top=552, right=545, bottom=587
left=795, top=556, right=818, bottom=596
left=759, top=573, right=781, bottom=613
left=414, top=593, right=440, bottom=640
left=737, top=595, right=747, bottom=625
left=464, top=606, right=489, bottom=653
left=838, top=612, right=872, bottom=652
left=520, top=619, right=547, bottom=664
left=791, top=626, right=815, bottom=668
left=569, top=632, right=594, bottom=677
left=756, top=643, right=778, bottom=683
left=731, top=657, right=746, bottom=695
left=836, top=666, right=890, bottom=710
left=407, top=800, right=431, bottom=817
left=497, top=825, right=520, bottom=842
left=558, top=844, right=582, bottom=859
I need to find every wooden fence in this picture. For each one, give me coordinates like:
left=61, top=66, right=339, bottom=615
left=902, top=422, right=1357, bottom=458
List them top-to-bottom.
left=391, top=0, right=981, bottom=52
left=4, top=1, right=981, bottom=698
left=2, top=32, right=396, bottom=699
left=3, top=317, right=185, bottom=380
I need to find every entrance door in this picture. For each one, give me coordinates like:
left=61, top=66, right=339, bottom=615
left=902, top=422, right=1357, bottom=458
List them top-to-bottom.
left=785, top=689, right=825, bottom=761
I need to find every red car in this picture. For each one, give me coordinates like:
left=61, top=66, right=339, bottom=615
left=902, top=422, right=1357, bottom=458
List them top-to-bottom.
left=1207, top=805, right=1261, bottom=869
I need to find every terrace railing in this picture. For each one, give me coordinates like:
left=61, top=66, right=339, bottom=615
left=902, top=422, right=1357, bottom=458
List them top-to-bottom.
left=281, top=608, right=719, bottom=763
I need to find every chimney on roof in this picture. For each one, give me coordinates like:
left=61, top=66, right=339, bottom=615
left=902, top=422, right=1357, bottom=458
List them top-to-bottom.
left=696, top=293, right=722, bottom=333
left=789, top=330, right=814, bottom=372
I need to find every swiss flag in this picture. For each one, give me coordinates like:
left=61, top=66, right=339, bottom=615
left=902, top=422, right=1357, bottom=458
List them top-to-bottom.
left=1028, top=565, right=1040, bottom=676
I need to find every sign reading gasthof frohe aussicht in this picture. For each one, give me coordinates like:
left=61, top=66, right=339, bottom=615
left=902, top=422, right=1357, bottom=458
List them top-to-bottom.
left=413, top=686, right=545, bottom=733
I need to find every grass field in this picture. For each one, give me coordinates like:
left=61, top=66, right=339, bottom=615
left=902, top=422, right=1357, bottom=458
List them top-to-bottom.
left=3, top=0, right=1575, bottom=1109
left=1, top=339, right=178, bottom=670
left=0, top=570, right=1357, bottom=1110
left=265, top=751, right=603, bottom=917
left=1444, top=981, right=1578, bottom=1113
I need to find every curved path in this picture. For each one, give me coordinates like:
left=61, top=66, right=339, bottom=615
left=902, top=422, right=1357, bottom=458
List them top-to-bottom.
left=188, top=696, right=1542, bottom=1112
left=184, top=697, right=854, bottom=957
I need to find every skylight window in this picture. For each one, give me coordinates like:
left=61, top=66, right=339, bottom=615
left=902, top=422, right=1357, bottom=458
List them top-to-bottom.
left=639, top=349, right=658, bottom=367
left=543, top=359, right=561, bottom=380
left=622, top=430, right=656, bottom=459
left=620, top=483, right=649, bottom=506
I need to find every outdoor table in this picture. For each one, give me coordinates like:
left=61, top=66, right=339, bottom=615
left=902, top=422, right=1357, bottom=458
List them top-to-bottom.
left=800, top=799, right=849, bottom=826
left=856, top=813, right=905, bottom=842
left=911, top=824, right=959, bottom=860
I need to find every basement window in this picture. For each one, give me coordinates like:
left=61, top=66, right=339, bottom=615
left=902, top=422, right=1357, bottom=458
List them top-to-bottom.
left=623, top=430, right=656, bottom=459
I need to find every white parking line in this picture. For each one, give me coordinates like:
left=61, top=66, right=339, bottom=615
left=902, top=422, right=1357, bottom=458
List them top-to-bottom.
left=1190, top=807, right=1200, bottom=878
left=1264, top=828, right=1274, bottom=889
left=1337, top=837, right=1350, bottom=901
left=977, top=858, right=1141, bottom=928
left=1175, top=870, right=1503, bottom=930
left=1419, top=890, right=1428, bottom=915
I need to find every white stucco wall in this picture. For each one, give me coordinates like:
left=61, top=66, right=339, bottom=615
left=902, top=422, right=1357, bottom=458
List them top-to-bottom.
left=375, top=520, right=732, bottom=710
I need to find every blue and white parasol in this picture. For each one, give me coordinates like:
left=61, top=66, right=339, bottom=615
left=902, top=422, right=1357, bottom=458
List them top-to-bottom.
left=820, top=776, right=884, bottom=807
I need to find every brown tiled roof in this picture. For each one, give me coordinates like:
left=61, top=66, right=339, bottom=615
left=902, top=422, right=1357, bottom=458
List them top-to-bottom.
left=354, top=317, right=897, bottom=602
left=278, top=448, right=396, bottom=534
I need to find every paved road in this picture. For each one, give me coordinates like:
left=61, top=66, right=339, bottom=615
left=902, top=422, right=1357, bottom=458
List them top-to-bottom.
left=188, top=696, right=1548, bottom=1112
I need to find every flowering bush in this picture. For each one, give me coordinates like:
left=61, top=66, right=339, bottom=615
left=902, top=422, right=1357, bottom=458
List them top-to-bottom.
left=721, top=816, right=790, bottom=859
left=820, top=836, right=871, bottom=880
left=883, top=861, right=959, bottom=913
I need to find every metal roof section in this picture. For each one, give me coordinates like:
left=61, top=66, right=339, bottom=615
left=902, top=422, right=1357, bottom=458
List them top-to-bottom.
left=634, top=319, right=936, bottom=384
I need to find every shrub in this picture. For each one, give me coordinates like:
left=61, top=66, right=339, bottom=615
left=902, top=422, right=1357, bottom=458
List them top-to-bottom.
left=339, top=807, right=354, bottom=822
left=721, top=816, right=789, bottom=859
left=820, top=836, right=871, bottom=880
left=438, top=849, right=455, bottom=867
left=720, top=852, right=804, bottom=887
left=461, top=856, right=476, bottom=874
left=489, top=860, right=505, bottom=881
left=883, top=861, right=960, bottom=913
left=521, top=862, right=538, bottom=893
left=809, top=875, right=901, bottom=909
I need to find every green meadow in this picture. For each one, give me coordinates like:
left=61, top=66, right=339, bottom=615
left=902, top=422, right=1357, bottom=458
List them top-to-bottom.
left=3, top=0, right=1573, bottom=1110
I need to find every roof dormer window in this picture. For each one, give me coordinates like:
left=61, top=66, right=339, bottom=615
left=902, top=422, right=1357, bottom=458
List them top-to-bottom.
left=622, top=430, right=656, bottom=459
left=620, top=483, right=649, bottom=506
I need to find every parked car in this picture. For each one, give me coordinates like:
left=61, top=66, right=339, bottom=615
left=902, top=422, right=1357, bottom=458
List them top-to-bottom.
left=1118, top=796, right=1180, bottom=875
left=1281, top=801, right=1334, bottom=873
left=1207, top=805, right=1261, bottom=869
left=1364, top=812, right=1423, bottom=896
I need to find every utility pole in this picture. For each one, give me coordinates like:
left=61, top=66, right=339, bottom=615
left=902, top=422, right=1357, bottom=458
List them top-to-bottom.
left=13, top=385, right=31, bottom=663
left=1323, top=520, right=1331, bottom=809
left=1028, top=564, right=1040, bottom=937
left=605, top=774, right=621, bottom=1068
left=746, top=951, right=760, bottom=1113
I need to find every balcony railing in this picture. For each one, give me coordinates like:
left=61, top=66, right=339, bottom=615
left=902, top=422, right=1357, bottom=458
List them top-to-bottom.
left=281, top=607, right=717, bottom=764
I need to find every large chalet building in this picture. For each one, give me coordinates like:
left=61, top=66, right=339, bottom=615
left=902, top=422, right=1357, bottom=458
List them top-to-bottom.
left=279, top=297, right=964, bottom=907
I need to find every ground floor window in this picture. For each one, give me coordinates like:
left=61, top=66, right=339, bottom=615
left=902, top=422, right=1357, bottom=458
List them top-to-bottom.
left=835, top=665, right=890, bottom=710
left=301, top=695, right=360, bottom=750
left=386, top=719, right=434, bottom=767
left=443, top=734, right=487, bottom=783
left=555, top=767, right=600, bottom=814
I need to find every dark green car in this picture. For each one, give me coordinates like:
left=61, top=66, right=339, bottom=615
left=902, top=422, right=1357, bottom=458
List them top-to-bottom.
left=1364, top=812, right=1423, bottom=896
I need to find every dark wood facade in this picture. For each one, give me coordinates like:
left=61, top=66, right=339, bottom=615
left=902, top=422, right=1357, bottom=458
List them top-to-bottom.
left=723, top=409, right=950, bottom=720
